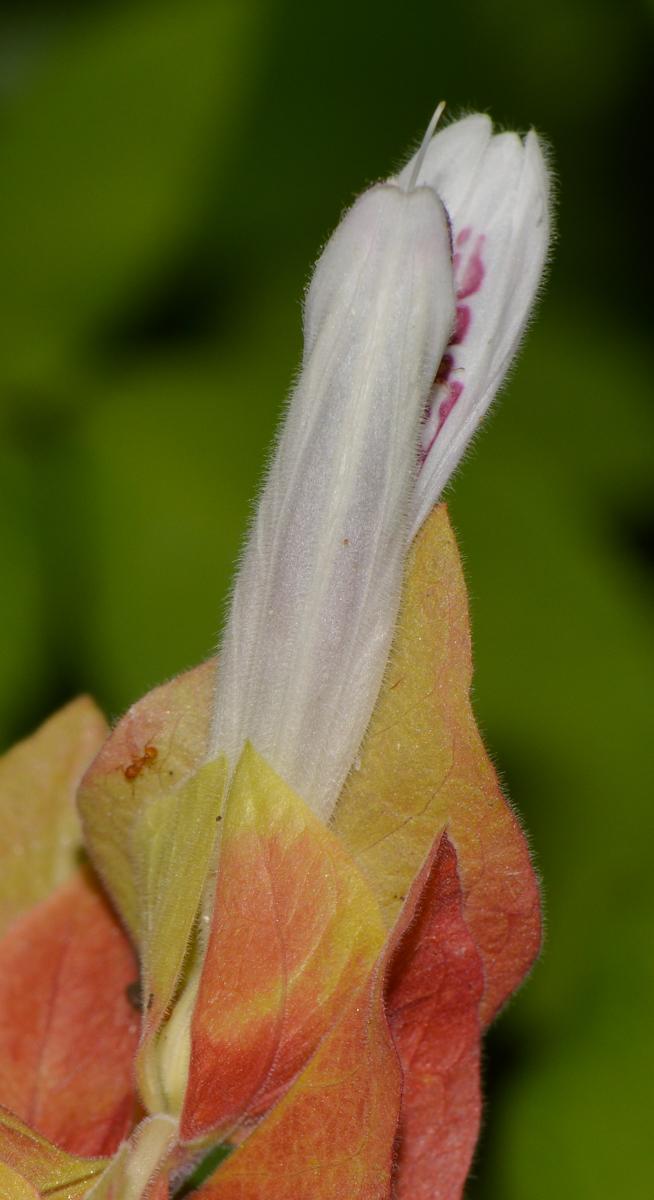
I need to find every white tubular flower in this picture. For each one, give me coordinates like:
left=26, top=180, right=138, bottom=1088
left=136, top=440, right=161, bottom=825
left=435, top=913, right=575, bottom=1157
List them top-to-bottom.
left=210, top=112, right=551, bottom=823
left=397, top=114, right=551, bottom=538
left=210, top=179, right=455, bottom=821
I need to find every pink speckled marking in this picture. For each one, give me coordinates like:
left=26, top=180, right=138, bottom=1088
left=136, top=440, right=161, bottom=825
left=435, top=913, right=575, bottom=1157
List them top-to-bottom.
left=417, top=226, right=487, bottom=473
left=453, top=232, right=484, bottom=300
left=457, top=234, right=485, bottom=300
left=451, top=305, right=470, bottom=345
left=419, top=379, right=465, bottom=465
left=436, top=381, right=464, bottom=435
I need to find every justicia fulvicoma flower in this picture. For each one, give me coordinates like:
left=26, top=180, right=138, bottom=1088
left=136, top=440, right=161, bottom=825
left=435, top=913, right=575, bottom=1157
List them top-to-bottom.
left=210, top=109, right=549, bottom=821
left=0, top=111, right=550, bottom=1200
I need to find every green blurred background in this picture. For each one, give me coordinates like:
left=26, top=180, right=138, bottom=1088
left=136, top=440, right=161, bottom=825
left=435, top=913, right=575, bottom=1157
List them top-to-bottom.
left=0, top=0, right=652, bottom=1194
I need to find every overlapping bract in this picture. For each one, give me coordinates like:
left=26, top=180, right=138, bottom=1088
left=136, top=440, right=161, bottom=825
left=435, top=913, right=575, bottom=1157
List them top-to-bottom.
left=0, top=106, right=548, bottom=1200
left=0, top=504, right=540, bottom=1200
left=334, top=504, right=540, bottom=1026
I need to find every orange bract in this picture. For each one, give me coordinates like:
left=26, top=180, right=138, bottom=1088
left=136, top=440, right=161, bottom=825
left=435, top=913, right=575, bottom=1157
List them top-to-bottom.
left=0, top=504, right=540, bottom=1200
left=333, top=504, right=541, bottom=1026
left=0, top=697, right=108, bottom=940
left=181, top=744, right=386, bottom=1143
left=385, top=833, right=484, bottom=1200
left=0, top=870, right=140, bottom=1158
left=192, top=964, right=401, bottom=1200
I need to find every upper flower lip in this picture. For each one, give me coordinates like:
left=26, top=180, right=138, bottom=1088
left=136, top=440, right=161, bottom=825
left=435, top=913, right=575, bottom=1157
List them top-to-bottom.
left=398, top=113, right=551, bottom=538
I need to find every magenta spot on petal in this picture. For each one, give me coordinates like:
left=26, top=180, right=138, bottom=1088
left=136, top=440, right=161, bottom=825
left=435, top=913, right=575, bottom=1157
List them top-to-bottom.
left=456, top=227, right=472, bottom=247
left=457, top=234, right=485, bottom=300
left=451, top=305, right=470, bottom=345
left=436, top=382, right=464, bottom=436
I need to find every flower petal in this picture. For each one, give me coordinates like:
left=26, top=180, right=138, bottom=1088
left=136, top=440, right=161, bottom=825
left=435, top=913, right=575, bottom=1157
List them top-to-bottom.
left=398, top=114, right=551, bottom=536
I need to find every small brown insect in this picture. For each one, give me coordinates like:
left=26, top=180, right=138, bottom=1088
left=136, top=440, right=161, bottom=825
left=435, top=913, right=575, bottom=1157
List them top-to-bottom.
left=434, top=352, right=454, bottom=387
left=123, top=744, right=158, bottom=781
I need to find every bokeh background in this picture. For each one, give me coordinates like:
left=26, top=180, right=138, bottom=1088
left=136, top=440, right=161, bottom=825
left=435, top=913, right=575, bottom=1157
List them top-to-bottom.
left=0, top=0, right=652, bottom=1195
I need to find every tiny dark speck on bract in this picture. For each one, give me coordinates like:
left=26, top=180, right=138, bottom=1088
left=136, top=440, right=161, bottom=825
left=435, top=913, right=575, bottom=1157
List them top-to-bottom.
left=126, top=980, right=142, bottom=1011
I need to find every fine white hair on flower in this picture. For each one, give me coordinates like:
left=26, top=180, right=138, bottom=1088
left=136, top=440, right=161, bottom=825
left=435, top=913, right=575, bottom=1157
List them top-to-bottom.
left=210, top=111, right=551, bottom=824
left=397, top=113, right=551, bottom=539
left=210, top=180, right=455, bottom=822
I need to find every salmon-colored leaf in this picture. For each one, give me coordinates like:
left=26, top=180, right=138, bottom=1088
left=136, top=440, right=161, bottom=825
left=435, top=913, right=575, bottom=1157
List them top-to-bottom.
left=333, top=505, right=540, bottom=1025
left=78, top=660, right=215, bottom=942
left=0, top=698, right=107, bottom=939
left=181, top=743, right=386, bottom=1143
left=385, top=833, right=484, bottom=1200
left=0, top=870, right=140, bottom=1157
left=192, top=968, right=401, bottom=1200
left=0, top=1108, right=106, bottom=1200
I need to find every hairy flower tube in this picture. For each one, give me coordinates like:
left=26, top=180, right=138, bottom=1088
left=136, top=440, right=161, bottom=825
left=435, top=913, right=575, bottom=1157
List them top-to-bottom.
left=0, top=110, right=550, bottom=1200
left=210, top=111, right=549, bottom=823
left=210, top=178, right=455, bottom=821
